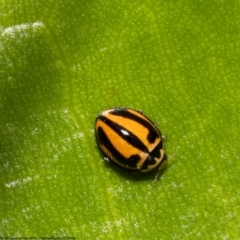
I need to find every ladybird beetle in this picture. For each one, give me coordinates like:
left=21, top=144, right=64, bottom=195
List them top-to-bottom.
left=95, top=108, right=168, bottom=181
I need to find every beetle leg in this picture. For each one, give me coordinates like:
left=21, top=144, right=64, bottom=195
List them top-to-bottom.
left=162, top=135, right=167, bottom=141
left=154, top=153, right=176, bottom=182
left=154, top=161, right=166, bottom=182
left=154, top=169, right=161, bottom=182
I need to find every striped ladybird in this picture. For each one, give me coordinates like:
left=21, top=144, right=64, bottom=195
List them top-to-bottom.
left=95, top=108, right=168, bottom=180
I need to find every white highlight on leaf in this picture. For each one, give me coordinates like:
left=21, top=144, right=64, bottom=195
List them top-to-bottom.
left=1, top=21, right=44, bottom=37
left=5, top=175, right=39, bottom=188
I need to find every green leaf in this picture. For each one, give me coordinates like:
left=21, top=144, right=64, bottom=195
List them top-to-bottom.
left=1, top=0, right=240, bottom=239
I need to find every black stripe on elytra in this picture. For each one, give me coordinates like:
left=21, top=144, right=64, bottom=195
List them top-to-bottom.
left=110, top=109, right=161, bottom=144
left=98, top=115, right=149, bottom=153
left=97, top=126, right=141, bottom=168
left=140, top=142, right=166, bottom=171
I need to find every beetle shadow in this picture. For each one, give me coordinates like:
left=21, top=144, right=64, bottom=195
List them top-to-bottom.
left=102, top=160, right=172, bottom=182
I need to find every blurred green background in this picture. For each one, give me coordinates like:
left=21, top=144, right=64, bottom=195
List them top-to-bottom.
left=0, top=0, right=239, bottom=239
